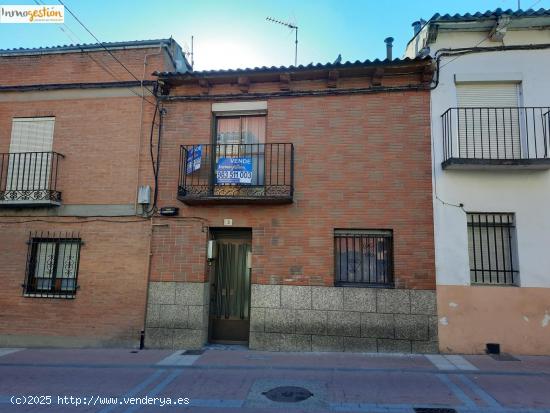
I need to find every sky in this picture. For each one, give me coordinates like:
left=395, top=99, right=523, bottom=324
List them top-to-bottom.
left=0, top=0, right=546, bottom=70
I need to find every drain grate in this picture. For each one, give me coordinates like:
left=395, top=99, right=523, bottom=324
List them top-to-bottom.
left=181, top=349, right=204, bottom=355
left=130, top=350, right=139, bottom=353
left=262, top=386, right=313, bottom=403
left=414, top=408, right=457, bottom=413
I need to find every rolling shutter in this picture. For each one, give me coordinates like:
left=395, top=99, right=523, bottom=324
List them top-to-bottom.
left=456, top=83, right=521, bottom=159
left=7, top=117, right=55, bottom=191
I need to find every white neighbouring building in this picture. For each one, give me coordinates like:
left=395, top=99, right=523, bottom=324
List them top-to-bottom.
left=405, top=8, right=550, bottom=355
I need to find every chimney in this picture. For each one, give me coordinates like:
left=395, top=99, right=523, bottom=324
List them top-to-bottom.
left=412, top=20, right=422, bottom=35
left=384, top=37, right=394, bottom=60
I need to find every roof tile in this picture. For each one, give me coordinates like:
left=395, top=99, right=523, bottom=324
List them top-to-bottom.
left=431, top=7, right=550, bottom=22
left=0, top=38, right=173, bottom=55
left=154, top=56, right=429, bottom=78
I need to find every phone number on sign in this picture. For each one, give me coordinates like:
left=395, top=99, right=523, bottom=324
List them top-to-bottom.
left=217, top=171, right=252, bottom=179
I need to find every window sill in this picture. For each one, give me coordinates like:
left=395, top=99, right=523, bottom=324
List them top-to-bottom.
left=335, top=282, right=394, bottom=289
left=470, top=283, right=519, bottom=288
left=23, top=293, right=76, bottom=299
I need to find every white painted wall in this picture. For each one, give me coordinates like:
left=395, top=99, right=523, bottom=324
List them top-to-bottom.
left=405, top=24, right=550, bottom=58
left=430, top=46, right=550, bottom=288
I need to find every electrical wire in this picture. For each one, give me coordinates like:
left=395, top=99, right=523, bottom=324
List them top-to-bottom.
left=32, top=0, right=156, bottom=105
left=55, top=0, right=156, bottom=105
left=58, top=0, right=145, bottom=83
left=438, top=0, right=547, bottom=70
left=429, top=94, right=466, bottom=212
left=144, top=102, right=161, bottom=216
left=0, top=216, right=211, bottom=225
left=0, top=218, right=148, bottom=224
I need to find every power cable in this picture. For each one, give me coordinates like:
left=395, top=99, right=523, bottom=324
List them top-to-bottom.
left=32, top=0, right=156, bottom=104
left=55, top=0, right=156, bottom=105
left=58, top=0, right=146, bottom=83
left=439, top=0, right=546, bottom=70
left=0, top=218, right=147, bottom=224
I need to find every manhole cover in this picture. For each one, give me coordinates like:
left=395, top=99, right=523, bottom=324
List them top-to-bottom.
left=181, top=349, right=204, bottom=355
left=262, top=386, right=313, bottom=403
left=414, top=408, right=457, bottom=413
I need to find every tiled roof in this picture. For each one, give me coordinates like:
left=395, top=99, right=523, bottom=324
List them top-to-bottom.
left=430, top=7, right=550, bottom=22
left=0, top=39, right=174, bottom=55
left=155, top=56, right=430, bottom=78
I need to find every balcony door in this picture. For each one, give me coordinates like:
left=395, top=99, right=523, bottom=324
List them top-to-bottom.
left=456, top=82, right=521, bottom=159
left=214, top=116, right=265, bottom=195
left=7, top=117, right=55, bottom=192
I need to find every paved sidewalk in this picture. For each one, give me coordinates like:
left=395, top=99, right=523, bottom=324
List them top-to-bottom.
left=1, top=347, right=550, bottom=412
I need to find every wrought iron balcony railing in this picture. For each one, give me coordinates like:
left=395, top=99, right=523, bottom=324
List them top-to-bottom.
left=441, top=107, right=550, bottom=169
left=178, top=143, right=294, bottom=204
left=0, top=152, right=64, bottom=206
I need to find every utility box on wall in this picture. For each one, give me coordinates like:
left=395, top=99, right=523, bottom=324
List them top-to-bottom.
left=137, top=186, right=151, bottom=205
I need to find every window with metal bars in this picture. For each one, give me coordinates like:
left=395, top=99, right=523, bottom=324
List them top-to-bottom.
left=467, top=213, right=519, bottom=285
left=334, top=230, right=393, bottom=287
left=24, top=232, right=82, bottom=298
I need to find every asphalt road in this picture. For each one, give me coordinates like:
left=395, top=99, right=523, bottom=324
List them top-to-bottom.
left=1, top=347, right=550, bottom=412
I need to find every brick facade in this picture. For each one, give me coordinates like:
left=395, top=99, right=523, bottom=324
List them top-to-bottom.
left=1, top=41, right=437, bottom=351
left=0, top=42, right=178, bottom=347
left=0, top=46, right=169, bottom=86
left=145, top=60, right=438, bottom=351
left=150, top=79, right=435, bottom=289
left=0, top=219, right=150, bottom=347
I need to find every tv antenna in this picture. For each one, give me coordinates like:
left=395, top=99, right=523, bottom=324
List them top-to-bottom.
left=266, top=16, right=298, bottom=66
left=184, top=35, right=194, bottom=69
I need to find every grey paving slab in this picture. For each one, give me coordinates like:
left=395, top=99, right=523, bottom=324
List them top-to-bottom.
left=0, top=349, right=23, bottom=357
left=1, top=349, right=550, bottom=413
left=156, top=351, right=201, bottom=366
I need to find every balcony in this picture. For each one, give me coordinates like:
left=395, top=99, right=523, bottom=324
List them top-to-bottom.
left=441, top=107, right=550, bottom=170
left=178, top=143, right=293, bottom=204
left=0, top=152, right=64, bottom=207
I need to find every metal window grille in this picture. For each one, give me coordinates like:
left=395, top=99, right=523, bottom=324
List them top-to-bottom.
left=467, top=213, right=518, bottom=285
left=334, top=230, right=393, bottom=287
left=23, top=232, right=82, bottom=298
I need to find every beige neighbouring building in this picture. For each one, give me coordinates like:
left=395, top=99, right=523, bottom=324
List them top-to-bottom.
left=405, top=8, right=550, bottom=355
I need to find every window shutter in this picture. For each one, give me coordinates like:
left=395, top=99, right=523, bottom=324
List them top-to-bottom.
left=456, top=83, right=521, bottom=159
left=456, top=83, right=519, bottom=108
left=7, top=117, right=55, bottom=191
left=9, top=117, right=55, bottom=153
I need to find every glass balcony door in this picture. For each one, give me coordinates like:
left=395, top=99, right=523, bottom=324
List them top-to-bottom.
left=215, top=116, right=265, bottom=188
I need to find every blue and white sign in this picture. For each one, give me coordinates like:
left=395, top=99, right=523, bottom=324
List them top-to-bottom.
left=186, top=145, right=202, bottom=174
left=216, top=157, right=253, bottom=184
